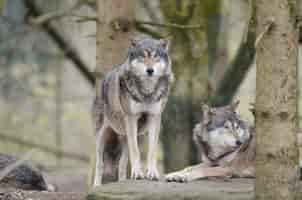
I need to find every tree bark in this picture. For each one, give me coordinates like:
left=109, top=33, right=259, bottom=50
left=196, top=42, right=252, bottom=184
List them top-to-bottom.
left=88, top=0, right=135, bottom=188
left=95, top=0, right=135, bottom=77
left=255, top=0, right=300, bottom=199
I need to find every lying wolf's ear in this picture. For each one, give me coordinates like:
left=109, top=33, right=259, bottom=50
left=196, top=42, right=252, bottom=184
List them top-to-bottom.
left=159, top=38, right=170, bottom=51
left=230, top=100, right=240, bottom=111
left=249, top=103, right=255, bottom=117
left=201, top=104, right=212, bottom=125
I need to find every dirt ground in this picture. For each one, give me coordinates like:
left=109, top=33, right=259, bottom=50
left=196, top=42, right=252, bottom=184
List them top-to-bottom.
left=43, top=167, right=89, bottom=192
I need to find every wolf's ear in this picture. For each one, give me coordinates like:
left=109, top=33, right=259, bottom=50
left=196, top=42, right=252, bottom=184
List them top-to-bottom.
left=130, top=38, right=139, bottom=47
left=159, top=38, right=170, bottom=51
left=230, top=100, right=240, bottom=111
left=249, top=103, right=255, bottom=117
left=201, top=104, right=212, bottom=125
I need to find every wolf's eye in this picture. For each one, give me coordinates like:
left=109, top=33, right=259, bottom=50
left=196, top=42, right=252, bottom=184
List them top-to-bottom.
left=155, top=50, right=168, bottom=60
left=137, top=56, right=144, bottom=62
left=154, top=56, right=161, bottom=62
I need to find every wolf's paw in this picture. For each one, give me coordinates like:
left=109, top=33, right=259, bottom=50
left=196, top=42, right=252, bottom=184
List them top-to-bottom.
left=131, top=166, right=145, bottom=180
left=146, top=168, right=160, bottom=181
left=165, top=171, right=188, bottom=183
left=93, top=177, right=102, bottom=188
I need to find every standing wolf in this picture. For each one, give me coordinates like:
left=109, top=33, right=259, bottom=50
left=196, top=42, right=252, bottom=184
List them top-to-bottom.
left=92, top=37, right=174, bottom=186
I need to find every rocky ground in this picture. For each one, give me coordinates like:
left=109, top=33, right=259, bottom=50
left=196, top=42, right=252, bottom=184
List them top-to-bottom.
left=1, top=175, right=302, bottom=200
left=89, top=179, right=255, bottom=200
left=0, top=190, right=86, bottom=200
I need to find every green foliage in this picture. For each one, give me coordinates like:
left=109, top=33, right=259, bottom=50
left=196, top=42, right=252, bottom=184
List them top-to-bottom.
left=0, top=0, right=6, bottom=11
left=160, top=0, right=196, bottom=24
left=201, top=0, right=221, bottom=18
left=288, top=0, right=299, bottom=20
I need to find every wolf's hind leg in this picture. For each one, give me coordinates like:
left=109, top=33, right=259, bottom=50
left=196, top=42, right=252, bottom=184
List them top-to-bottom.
left=93, top=125, right=108, bottom=187
left=118, top=136, right=128, bottom=181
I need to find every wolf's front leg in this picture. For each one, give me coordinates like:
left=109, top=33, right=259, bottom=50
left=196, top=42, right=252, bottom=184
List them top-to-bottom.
left=146, top=115, right=161, bottom=181
left=125, top=116, right=144, bottom=180
left=165, top=163, right=232, bottom=183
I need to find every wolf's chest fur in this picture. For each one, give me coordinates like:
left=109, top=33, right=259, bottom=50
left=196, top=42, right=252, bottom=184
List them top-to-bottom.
left=99, top=67, right=170, bottom=136
left=120, top=71, right=170, bottom=104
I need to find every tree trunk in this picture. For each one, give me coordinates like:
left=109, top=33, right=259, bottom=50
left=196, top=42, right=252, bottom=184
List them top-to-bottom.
left=89, top=0, right=135, bottom=188
left=95, top=0, right=135, bottom=77
left=159, top=0, right=210, bottom=172
left=255, top=0, right=300, bottom=199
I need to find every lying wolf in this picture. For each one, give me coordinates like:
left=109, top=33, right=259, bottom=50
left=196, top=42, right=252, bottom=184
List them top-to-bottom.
left=92, top=37, right=174, bottom=186
left=165, top=102, right=302, bottom=182
left=0, top=154, right=49, bottom=191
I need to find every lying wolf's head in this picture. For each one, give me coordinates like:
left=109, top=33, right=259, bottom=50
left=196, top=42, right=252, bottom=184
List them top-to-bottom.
left=127, top=37, right=171, bottom=77
left=194, top=101, right=252, bottom=164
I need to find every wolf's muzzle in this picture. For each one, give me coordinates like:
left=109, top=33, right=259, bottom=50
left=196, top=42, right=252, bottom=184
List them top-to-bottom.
left=146, top=68, right=154, bottom=76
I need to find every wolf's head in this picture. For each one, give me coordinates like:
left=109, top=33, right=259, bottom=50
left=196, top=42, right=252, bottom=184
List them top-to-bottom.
left=126, top=37, right=172, bottom=77
left=195, top=101, right=251, bottom=162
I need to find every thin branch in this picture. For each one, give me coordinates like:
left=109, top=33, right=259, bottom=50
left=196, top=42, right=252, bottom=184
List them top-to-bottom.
left=24, top=0, right=95, bottom=87
left=28, top=0, right=84, bottom=25
left=29, top=8, right=71, bottom=25
left=72, top=14, right=97, bottom=23
left=72, top=15, right=204, bottom=30
left=254, top=17, right=275, bottom=47
left=135, top=20, right=204, bottom=29
left=135, top=23, right=163, bottom=38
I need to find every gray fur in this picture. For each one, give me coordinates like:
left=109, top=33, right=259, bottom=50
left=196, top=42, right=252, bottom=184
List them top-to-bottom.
left=92, top=37, right=174, bottom=186
left=120, top=71, right=170, bottom=104
left=165, top=103, right=254, bottom=182
left=193, top=103, right=252, bottom=166
left=0, top=154, right=47, bottom=191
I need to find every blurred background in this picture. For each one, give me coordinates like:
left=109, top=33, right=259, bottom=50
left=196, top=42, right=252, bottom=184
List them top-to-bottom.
left=0, top=0, right=300, bottom=192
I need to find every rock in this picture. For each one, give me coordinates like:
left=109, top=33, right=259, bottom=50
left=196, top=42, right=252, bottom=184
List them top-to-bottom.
left=88, top=179, right=254, bottom=200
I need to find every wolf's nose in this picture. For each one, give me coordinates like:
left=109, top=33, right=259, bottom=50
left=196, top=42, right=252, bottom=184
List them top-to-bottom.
left=146, top=68, right=154, bottom=76
left=236, top=141, right=242, bottom=146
